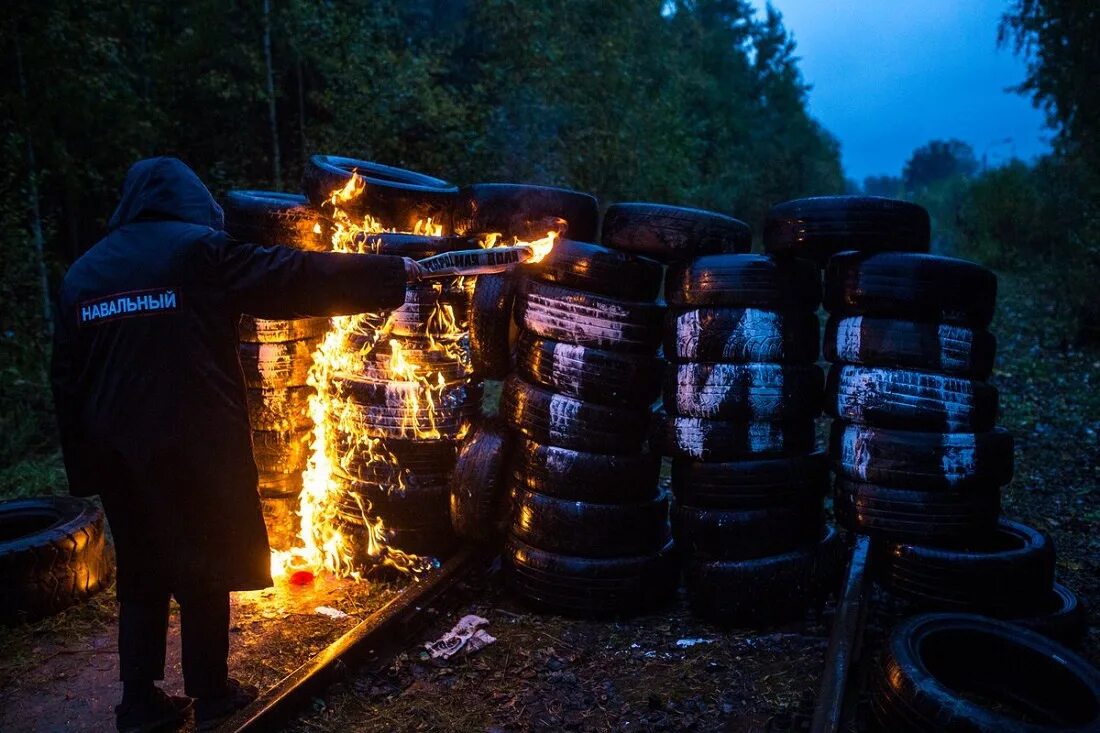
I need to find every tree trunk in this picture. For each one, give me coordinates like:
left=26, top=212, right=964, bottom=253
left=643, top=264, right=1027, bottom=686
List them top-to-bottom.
left=263, top=0, right=282, bottom=189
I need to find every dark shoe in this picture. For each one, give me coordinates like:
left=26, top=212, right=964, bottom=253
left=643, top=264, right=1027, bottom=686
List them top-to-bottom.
left=195, top=678, right=258, bottom=731
left=115, top=687, right=192, bottom=733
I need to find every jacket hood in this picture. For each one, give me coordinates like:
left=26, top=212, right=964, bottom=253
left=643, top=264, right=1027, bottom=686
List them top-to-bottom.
left=108, top=157, right=224, bottom=230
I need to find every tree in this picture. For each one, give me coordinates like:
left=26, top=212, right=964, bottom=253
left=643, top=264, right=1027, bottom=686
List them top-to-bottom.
left=903, top=139, right=977, bottom=193
left=863, top=175, right=902, bottom=198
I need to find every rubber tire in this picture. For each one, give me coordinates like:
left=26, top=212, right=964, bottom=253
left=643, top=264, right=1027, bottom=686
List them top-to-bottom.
left=455, top=183, right=599, bottom=242
left=224, top=190, right=328, bottom=251
left=764, top=196, right=930, bottom=264
left=600, top=203, right=751, bottom=261
left=357, top=232, right=472, bottom=258
left=530, top=239, right=663, bottom=301
left=825, top=252, right=998, bottom=327
left=665, top=254, right=821, bottom=310
left=468, top=273, right=517, bottom=379
left=515, top=279, right=665, bottom=354
left=664, top=308, right=820, bottom=363
left=825, top=315, right=995, bottom=379
left=239, top=316, right=329, bottom=343
left=516, top=331, right=662, bottom=408
left=345, top=336, right=471, bottom=385
left=238, top=339, right=317, bottom=388
left=663, top=362, right=823, bottom=420
left=826, top=364, right=998, bottom=432
left=328, top=373, right=477, bottom=410
left=501, top=375, right=651, bottom=454
left=246, top=386, right=314, bottom=430
left=328, top=393, right=478, bottom=440
left=657, top=415, right=817, bottom=461
left=450, top=418, right=515, bottom=544
left=830, top=423, right=1014, bottom=491
left=251, top=428, right=313, bottom=475
left=334, top=437, right=459, bottom=479
left=517, top=440, right=661, bottom=503
left=670, top=452, right=828, bottom=510
left=334, top=466, right=449, bottom=528
left=257, top=471, right=304, bottom=499
left=833, top=476, right=1000, bottom=545
left=510, top=488, right=668, bottom=558
left=0, top=497, right=112, bottom=623
left=671, top=501, right=822, bottom=561
left=340, top=515, right=457, bottom=561
left=876, top=519, right=1056, bottom=617
left=685, top=526, right=841, bottom=627
left=504, top=534, right=678, bottom=617
left=1009, top=583, right=1087, bottom=646
left=871, top=613, right=1100, bottom=732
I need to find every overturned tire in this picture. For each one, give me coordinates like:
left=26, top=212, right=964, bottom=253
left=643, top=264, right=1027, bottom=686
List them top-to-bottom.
left=455, top=183, right=599, bottom=242
left=224, top=190, right=328, bottom=251
left=764, top=196, right=930, bottom=264
left=601, top=203, right=751, bottom=260
left=531, top=239, right=663, bottom=301
left=666, top=254, right=821, bottom=310
left=468, top=274, right=516, bottom=379
left=515, top=279, right=664, bottom=353
left=664, top=308, right=819, bottom=363
left=825, top=315, right=995, bottom=379
left=517, top=331, right=662, bottom=407
left=663, top=362, right=823, bottom=420
left=658, top=415, right=817, bottom=462
left=450, top=419, right=515, bottom=543
left=518, top=440, right=660, bottom=503
left=670, top=452, right=828, bottom=510
left=511, top=489, right=668, bottom=558
left=0, top=497, right=112, bottom=623
left=672, top=502, right=822, bottom=561
left=504, top=535, right=678, bottom=617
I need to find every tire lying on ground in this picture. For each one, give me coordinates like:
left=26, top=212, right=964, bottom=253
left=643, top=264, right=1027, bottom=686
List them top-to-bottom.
left=302, top=154, right=458, bottom=233
left=455, top=183, right=599, bottom=242
left=224, top=190, right=328, bottom=251
left=763, top=195, right=930, bottom=265
left=601, top=203, right=751, bottom=260
left=530, top=239, right=663, bottom=301
left=825, top=252, right=998, bottom=327
left=666, top=254, right=821, bottom=311
left=468, top=273, right=517, bottom=379
left=515, top=279, right=664, bottom=353
left=665, top=308, right=820, bottom=363
left=825, top=315, right=996, bottom=379
left=239, top=316, right=329, bottom=343
left=516, top=331, right=662, bottom=407
left=238, top=339, right=317, bottom=388
left=663, top=362, right=824, bottom=420
left=826, top=364, right=998, bottom=432
left=501, top=375, right=651, bottom=453
left=246, top=386, right=314, bottom=430
left=657, top=415, right=817, bottom=461
left=450, top=418, right=515, bottom=543
left=831, top=423, right=1014, bottom=490
left=518, top=440, right=661, bottom=503
left=671, top=452, right=828, bottom=510
left=833, top=477, right=1000, bottom=545
left=511, top=489, right=668, bottom=557
left=0, top=497, right=112, bottom=623
left=672, top=502, right=822, bottom=561
left=875, top=519, right=1055, bottom=616
left=685, top=526, right=841, bottom=626
left=504, top=534, right=678, bottom=617
left=1009, top=583, right=1087, bottom=646
left=871, top=613, right=1100, bottom=732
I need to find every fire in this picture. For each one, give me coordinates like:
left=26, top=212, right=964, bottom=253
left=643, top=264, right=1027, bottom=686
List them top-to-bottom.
left=521, top=231, right=557, bottom=263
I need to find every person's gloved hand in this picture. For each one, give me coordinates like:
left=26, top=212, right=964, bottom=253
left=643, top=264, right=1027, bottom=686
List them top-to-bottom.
left=403, top=257, right=425, bottom=283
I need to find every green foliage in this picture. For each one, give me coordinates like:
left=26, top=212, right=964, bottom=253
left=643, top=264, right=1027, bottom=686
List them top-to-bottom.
left=902, top=139, right=977, bottom=194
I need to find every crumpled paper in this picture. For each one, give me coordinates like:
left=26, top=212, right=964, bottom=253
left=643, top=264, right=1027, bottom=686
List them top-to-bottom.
left=424, top=614, right=496, bottom=659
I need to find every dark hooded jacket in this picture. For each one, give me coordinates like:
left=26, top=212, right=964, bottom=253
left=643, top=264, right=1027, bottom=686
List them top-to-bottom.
left=50, top=157, right=406, bottom=595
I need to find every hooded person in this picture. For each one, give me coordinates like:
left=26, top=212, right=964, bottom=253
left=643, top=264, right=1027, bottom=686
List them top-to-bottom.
left=50, top=157, right=424, bottom=732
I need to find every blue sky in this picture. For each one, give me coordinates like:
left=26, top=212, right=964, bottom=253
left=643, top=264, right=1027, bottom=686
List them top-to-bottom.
left=756, top=0, right=1051, bottom=182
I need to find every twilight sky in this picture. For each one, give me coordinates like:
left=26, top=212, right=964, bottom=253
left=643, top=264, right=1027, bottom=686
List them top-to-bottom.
left=757, top=0, right=1051, bottom=182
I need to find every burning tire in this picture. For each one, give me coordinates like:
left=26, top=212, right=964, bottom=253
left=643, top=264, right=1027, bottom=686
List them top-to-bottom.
left=302, top=155, right=459, bottom=234
left=455, top=183, right=599, bottom=242
left=223, top=190, right=328, bottom=251
left=763, top=195, right=930, bottom=264
left=600, top=203, right=751, bottom=260
left=363, top=232, right=472, bottom=258
left=530, top=239, right=663, bottom=301
left=825, top=252, right=997, bottom=327
left=665, top=254, right=821, bottom=310
left=468, top=273, right=517, bottom=379
left=515, top=279, right=664, bottom=353
left=384, top=285, right=470, bottom=339
left=664, top=308, right=819, bottom=364
left=824, top=315, right=995, bottom=379
left=239, top=316, right=329, bottom=343
left=516, top=331, right=662, bottom=408
left=349, top=336, right=471, bottom=386
left=238, top=339, right=318, bottom=388
left=663, top=362, right=823, bottom=420
left=826, top=364, right=999, bottom=432
left=501, top=375, right=651, bottom=453
left=246, top=386, right=314, bottom=430
left=331, top=398, right=479, bottom=441
left=657, top=415, right=817, bottom=461
left=450, top=418, right=515, bottom=544
left=830, top=423, right=1014, bottom=491
left=251, top=428, right=313, bottom=475
left=336, top=437, right=459, bottom=479
left=517, top=440, right=661, bottom=503
left=670, top=452, right=828, bottom=510
left=334, top=466, right=450, bottom=527
left=256, top=471, right=304, bottom=499
left=510, top=489, right=668, bottom=558
left=0, top=497, right=112, bottom=623
left=671, top=502, right=821, bottom=561
left=685, top=526, right=841, bottom=626
left=504, top=535, right=678, bottom=617
left=870, top=613, right=1100, bottom=732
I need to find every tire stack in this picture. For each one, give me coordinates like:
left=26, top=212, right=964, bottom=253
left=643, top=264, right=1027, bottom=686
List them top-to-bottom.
left=226, top=190, right=329, bottom=551
left=659, top=252, right=838, bottom=626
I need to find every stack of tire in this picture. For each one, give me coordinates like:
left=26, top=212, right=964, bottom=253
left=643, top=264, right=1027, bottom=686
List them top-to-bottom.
left=225, top=190, right=330, bottom=551
left=658, top=247, right=838, bottom=626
